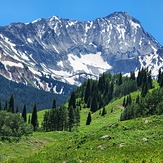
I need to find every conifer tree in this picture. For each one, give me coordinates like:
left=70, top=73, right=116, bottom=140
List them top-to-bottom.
left=158, top=69, right=161, bottom=84
left=158, top=69, right=163, bottom=87
left=130, top=71, right=135, bottom=80
left=147, top=71, right=153, bottom=89
left=118, top=73, right=122, bottom=86
left=98, top=74, right=106, bottom=93
left=160, top=75, right=163, bottom=87
left=84, top=79, right=91, bottom=103
left=110, top=81, right=114, bottom=97
left=141, top=82, right=148, bottom=97
left=68, top=92, right=76, bottom=109
left=90, top=93, right=98, bottom=112
left=9, top=94, right=14, bottom=113
left=125, top=94, right=132, bottom=107
left=128, top=94, right=132, bottom=105
left=136, top=94, right=140, bottom=104
left=87, top=97, right=91, bottom=108
left=122, top=97, right=126, bottom=107
left=52, top=98, right=56, bottom=109
left=4, top=100, right=8, bottom=111
left=0, top=101, right=1, bottom=111
left=31, top=103, right=38, bottom=131
left=22, top=104, right=27, bottom=122
left=59, top=106, right=68, bottom=131
left=68, top=106, right=75, bottom=131
left=74, top=107, right=80, bottom=128
left=101, top=107, right=107, bottom=116
left=42, top=111, right=51, bottom=131
left=86, top=112, right=92, bottom=125
left=28, top=115, right=31, bottom=124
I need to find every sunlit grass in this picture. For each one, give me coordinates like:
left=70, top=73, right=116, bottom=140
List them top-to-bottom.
left=1, top=86, right=163, bottom=163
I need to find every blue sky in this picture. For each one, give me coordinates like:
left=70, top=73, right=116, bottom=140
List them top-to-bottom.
left=0, top=0, right=163, bottom=45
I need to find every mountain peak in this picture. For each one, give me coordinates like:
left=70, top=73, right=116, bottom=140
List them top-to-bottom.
left=105, top=11, right=130, bottom=19
left=0, top=12, right=162, bottom=95
left=49, top=16, right=60, bottom=22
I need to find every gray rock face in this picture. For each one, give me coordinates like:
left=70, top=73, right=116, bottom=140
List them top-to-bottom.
left=0, top=12, right=162, bottom=94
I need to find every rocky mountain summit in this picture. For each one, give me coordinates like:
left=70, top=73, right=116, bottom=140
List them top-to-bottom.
left=0, top=12, right=162, bottom=95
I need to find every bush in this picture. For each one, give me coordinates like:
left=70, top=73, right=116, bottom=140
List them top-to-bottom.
left=0, top=111, right=32, bottom=139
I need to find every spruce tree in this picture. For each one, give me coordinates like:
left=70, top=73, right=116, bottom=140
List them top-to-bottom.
left=158, top=69, right=161, bottom=84
left=158, top=70, right=163, bottom=87
left=130, top=71, right=135, bottom=80
left=147, top=72, right=153, bottom=89
left=118, top=73, right=122, bottom=86
left=98, top=74, right=106, bottom=93
left=160, top=75, right=163, bottom=87
left=84, top=79, right=91, bottom=103
left=141, top=82, right=148, bottom=97
left=68, top=92, right=76, bottom=109
left=90, top=93, right=98, bottom=112
left=9, top=94, right=14, bottom=113
left=128, top=94, right=132, bottom=105
left=136, top=94, right=140, bottom=104
left=87, top=97, right=91, bottom=108
left=122, top=97, right=126, bottom=107
left=52, top=98, right=56, bottom=109
left=4, top=100, right=8, bottom=111
left=0, top=101, right=1, bottom=111
left=31, top=103, right=38, bottom=131
left=22, top=104, right=27, bottom=122
left=68, top=106, right=74, bottom=131
left=74, top=107, right=80, bottom=128
left=101, top=107, right=107, bottom=116
left=86, top=112, right=92, bottom=125
left=28, top=115, right=31, bottom=124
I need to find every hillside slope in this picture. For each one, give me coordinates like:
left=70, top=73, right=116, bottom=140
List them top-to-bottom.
left=0, top=75, right=68, bottom=112
left=1, top=93, right=162, bottom=162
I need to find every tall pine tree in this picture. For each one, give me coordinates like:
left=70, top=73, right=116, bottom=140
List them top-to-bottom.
left=117, top=73, right=122, bottom=86
left=84, top=79, right=91, bottom=104
left=68, top=92, right=76, bottom=109
left=9, top=94, right=14, bottom=113
left=52, top=98, right=56, bottom=109
left=4, top=100, right=8, bottom=111
left=31, top=103, right=38, bottom=131
left=22, top=104, right=27, bottom=122
left=68, top=106, right=75, bottom=131
left=101, top=107, right=107, bottom=116
left=86, top=112, right=92, bottom=125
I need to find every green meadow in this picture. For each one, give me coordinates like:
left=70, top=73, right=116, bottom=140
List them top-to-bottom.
left=1, top=90, right=162, bottom=163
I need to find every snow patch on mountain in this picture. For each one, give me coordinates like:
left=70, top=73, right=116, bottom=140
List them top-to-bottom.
left=130, top=20, right=141, bottom=29
left=68, top=52, right=112, bottom=74
left=139, top=53, right=163, bottom=76
left=2, top=61, right=24, bottom=69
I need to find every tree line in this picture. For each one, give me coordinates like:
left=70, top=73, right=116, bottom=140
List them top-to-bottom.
left=72, top=68, right=162, bottom=125
left=120, top=69, right=163, bottom=121
left=73, top=70, right=139, bottom=125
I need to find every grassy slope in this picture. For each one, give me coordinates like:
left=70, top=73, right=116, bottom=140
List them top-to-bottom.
left=1, top=86, right=163, bottom=162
